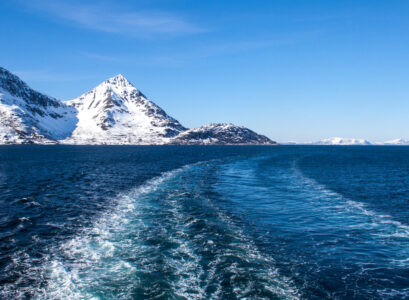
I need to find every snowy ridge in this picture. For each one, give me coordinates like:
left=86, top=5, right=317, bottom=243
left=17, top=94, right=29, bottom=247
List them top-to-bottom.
left=0, top=67, right=275, bottom=145
left=0, top=67, right=77, bottom=144
left=170, top=123, right=276, bottom=145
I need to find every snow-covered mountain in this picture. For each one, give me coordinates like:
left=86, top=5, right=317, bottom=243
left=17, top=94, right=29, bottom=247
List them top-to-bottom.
left=0, top=67, right=275, bottom=145
left=0, top=67, right=77, bottom=144
left=62, top=74, right=186, bottom=145
left=169, top=123, right=276, bottom=145
left=282, top=137, right=372, bottom=145
left=290, top=137, right=372, bottom=146
left=313, top=137, right=372, bottom=145
left=284, top=138, right=409, bottom=146
left=381, top=139, right=409, bottom=145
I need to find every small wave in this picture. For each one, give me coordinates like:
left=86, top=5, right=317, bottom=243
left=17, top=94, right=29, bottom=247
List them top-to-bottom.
left=289, top=163, right=409, bottom=275
left=292, top=163, right=409, bottom=241
left=377, top=287, right=409, bottom=299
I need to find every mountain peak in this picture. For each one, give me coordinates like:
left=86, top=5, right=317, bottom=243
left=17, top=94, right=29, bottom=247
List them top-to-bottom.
left=69, top=72, right=146, bottom=107
left=110, top=73, right=126, bottom=81
left=105, top=74, right=133, bottom=88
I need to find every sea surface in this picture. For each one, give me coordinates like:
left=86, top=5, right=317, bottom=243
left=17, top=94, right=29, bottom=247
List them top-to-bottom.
left=1, top=145, right=409, bottom=299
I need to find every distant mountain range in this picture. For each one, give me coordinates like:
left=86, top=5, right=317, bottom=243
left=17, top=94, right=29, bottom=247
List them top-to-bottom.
left=0, top=67, right=275, bottom=145
left=283, top=137, right=409, bottom=145
left=314, top=137, right=372, bottom=145
left=380, top=138, right=409, bottom=145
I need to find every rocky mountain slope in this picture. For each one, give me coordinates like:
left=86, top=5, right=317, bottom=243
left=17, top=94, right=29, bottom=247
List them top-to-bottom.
left=0, top=67, right=275, bottom=145
left=0, top=67, right=77, bottom=144
left=169, top=123, right=275, bottom=145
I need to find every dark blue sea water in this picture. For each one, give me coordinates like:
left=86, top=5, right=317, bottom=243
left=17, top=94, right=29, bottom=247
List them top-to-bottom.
left=1, top=145, right=409, bottom=299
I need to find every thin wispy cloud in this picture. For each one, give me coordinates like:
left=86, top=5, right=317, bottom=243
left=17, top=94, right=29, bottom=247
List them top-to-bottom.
left=23, top=0, right=204, bottom=37
left=81, top=29, right=324, bottom=67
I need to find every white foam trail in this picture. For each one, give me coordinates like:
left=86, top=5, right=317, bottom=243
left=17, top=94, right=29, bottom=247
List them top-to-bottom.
left=164, top=161, right=300, bottom=300
left=34, top=165, right=191, bottom=299
left=163, top=198, right=206, bottom=299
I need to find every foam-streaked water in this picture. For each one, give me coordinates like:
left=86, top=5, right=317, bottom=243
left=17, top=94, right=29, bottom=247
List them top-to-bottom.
left=1, top=146, right=409, bottom=299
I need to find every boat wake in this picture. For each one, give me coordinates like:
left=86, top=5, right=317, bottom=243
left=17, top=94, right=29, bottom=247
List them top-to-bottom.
left=32, top=161, right=299, bottom=299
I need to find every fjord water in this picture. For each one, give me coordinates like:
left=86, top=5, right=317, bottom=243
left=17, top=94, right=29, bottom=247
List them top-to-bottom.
left=1, top=146, right=409, bottom=299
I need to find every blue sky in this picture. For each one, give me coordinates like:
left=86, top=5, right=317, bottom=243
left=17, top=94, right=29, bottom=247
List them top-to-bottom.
left=1, top=0, right=409, bottom=142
